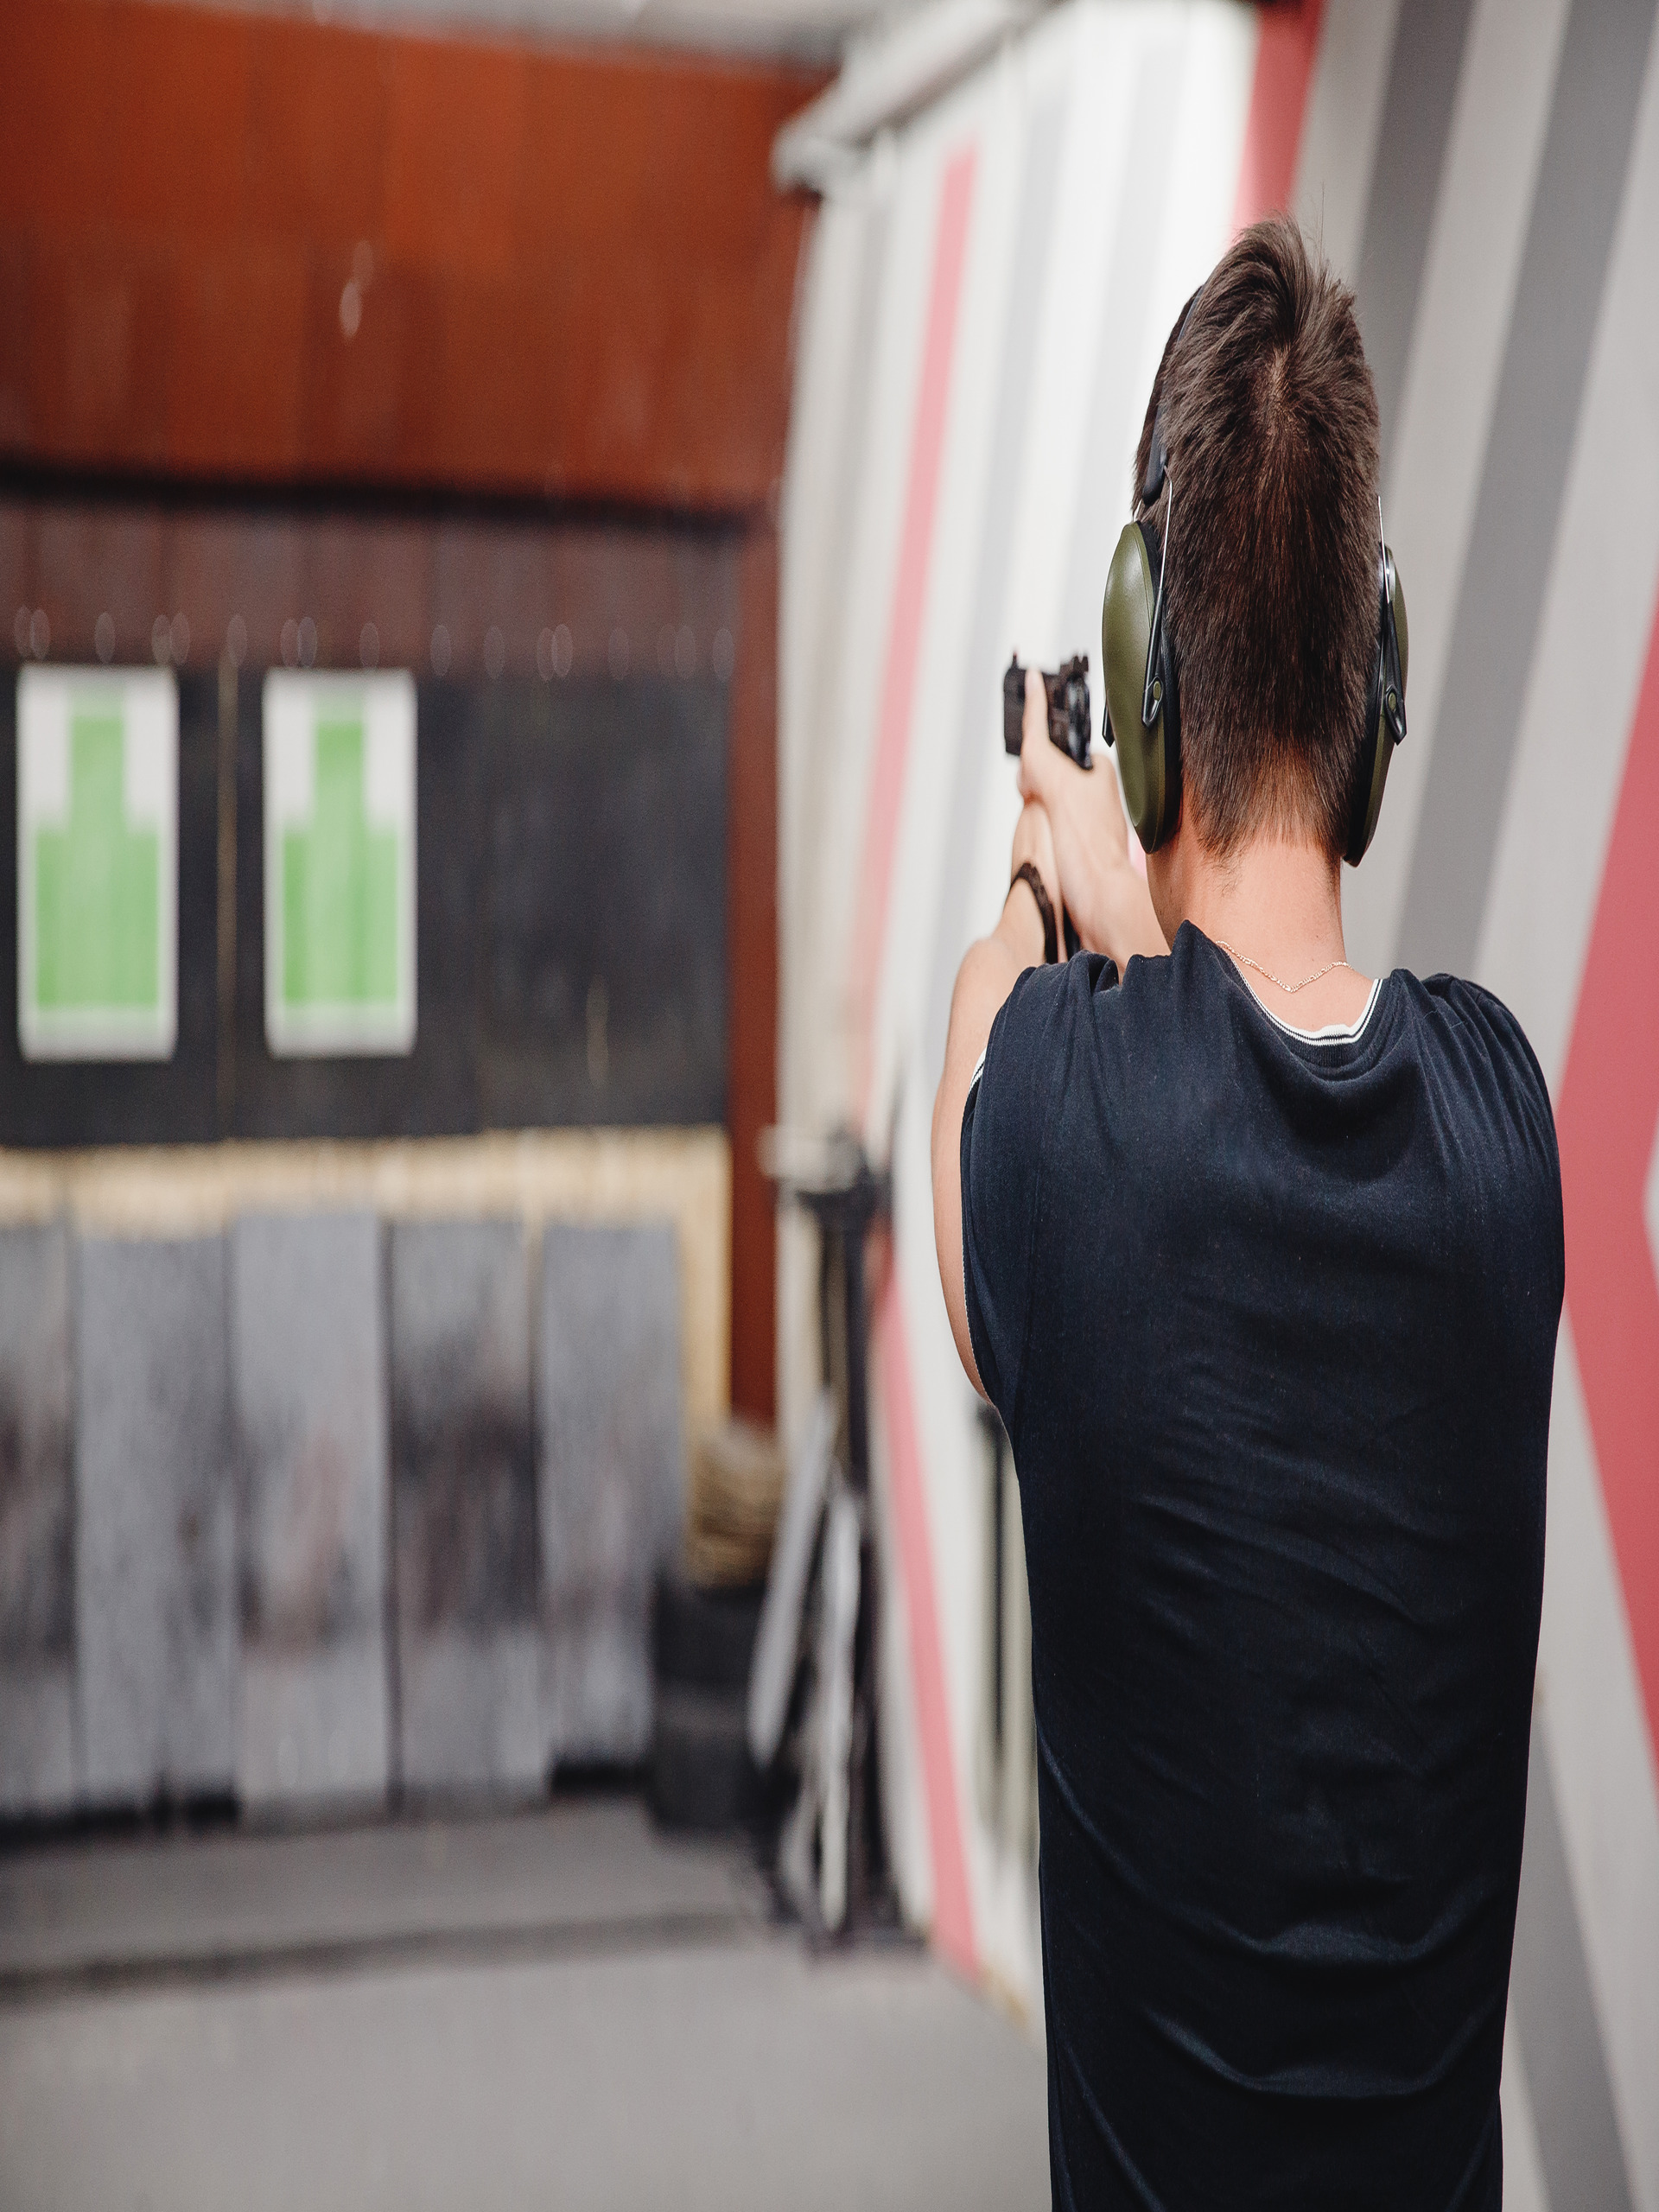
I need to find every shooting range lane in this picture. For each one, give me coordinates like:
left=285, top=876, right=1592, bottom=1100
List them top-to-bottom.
left=0, top=1797, right=761, bottom=1993
left=0, top=1802, right=1048, bottom=2212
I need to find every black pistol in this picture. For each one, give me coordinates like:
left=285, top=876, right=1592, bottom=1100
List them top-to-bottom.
left=1003, top=653, right=1092, bottom=769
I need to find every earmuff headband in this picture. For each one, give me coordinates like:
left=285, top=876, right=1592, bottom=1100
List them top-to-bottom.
left=1141, top=469, right=1173, bottom=733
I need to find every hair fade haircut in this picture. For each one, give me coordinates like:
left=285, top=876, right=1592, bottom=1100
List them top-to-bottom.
left=1133, top=215, right=1381, bottom=861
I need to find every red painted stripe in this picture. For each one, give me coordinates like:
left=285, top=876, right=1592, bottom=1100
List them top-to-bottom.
left=1231, top=0, right=1327, bottom=234
left=844, top=144, right=978, bottom=1972
left=852, top=145, right=977, bottom=1117
left=1559, top=586, right=1659, bottom=1770
left=879, top=1283, right=976, bottom=1972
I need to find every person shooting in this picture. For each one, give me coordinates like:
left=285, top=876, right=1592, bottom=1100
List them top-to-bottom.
left=931, top=216, right=1563, bottom=2209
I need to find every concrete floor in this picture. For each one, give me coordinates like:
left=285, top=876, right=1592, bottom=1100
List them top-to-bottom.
left=0, top=1800, right=1049, bottom=2212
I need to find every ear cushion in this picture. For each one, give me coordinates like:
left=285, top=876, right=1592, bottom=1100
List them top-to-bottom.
left=1102, top=519, right=1182, bottom=849
left=1344, top=550, right=1409, bottom=867
left=1344, top=671, right=1392, bottom=867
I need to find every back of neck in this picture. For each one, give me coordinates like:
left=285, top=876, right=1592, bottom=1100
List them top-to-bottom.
left=1153, top=825, right=1373, bottom=1030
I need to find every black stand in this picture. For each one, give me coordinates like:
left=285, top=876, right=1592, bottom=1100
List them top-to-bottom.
left=771, top=1135, right=899, bottom=1939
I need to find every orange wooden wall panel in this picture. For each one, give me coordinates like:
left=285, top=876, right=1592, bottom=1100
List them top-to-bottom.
left=1, top=0, right=821, bottom=509
left=106, top=5, right=251, bottom=241
left=5, top=9, right=118, bottom=237
left=244, top=23, right=392, bottom=248
left=384, top=41, right=526, bottom=282
left=168, top=241, right=311, bottom=470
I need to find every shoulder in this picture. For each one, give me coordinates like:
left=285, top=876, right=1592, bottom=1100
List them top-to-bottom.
left=979, top=934, right=1230, bottom=1124
left=981, top=950, right=1122, bottom=1084
left=970, top=953, right=1126, bottom=1202
left=962, top=959, right=1121, bottom=1422
left=1396, top=972, right=1562, bottom=1241
left=1403, top=972, right=1555, bottom=1128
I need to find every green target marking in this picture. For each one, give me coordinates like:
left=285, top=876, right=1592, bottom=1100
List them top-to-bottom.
left=16, top=667, right=176, bottom=1061
left=264, top=671, right=416, bottom=1057
left=35, top=707, right=161, bottom=1013
left=282, top=715, right=398, bottom=1011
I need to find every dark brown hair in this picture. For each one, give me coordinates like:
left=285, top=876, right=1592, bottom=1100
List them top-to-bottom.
left=1133, top=215, right=1380, bottom=860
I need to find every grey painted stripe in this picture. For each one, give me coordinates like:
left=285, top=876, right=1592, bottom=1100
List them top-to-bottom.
left=1351, top=0, right=1478, bottom=485
left=1397, top=0, right=1659, bottom=979
left=921, top=101, right=1068, bottom=1090
left=1510, top=1707, right=1634, bottom=2212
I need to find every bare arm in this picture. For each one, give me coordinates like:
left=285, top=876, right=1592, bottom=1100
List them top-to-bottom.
left=932, top=677, right=1059, bottom=1397
left=1015, top=695, right=1168, bottom=967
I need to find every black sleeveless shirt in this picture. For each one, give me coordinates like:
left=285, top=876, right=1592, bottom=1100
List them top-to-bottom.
left=961, top=925, right=1563, bottom=2210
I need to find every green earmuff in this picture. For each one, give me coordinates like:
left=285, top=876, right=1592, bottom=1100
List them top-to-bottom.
left=1102, top=517, right=1182, bottom=851
left=1101, top=519, right=1410, bottom=865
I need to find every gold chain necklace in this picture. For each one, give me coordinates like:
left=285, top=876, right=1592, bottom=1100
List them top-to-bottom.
left=1216, top=939, right=1352, bottom=996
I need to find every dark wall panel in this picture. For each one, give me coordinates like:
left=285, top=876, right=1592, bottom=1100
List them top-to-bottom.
left=0, top=666, right=727, bottom=1145
left=470, top=677, right=728, bottom=1131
